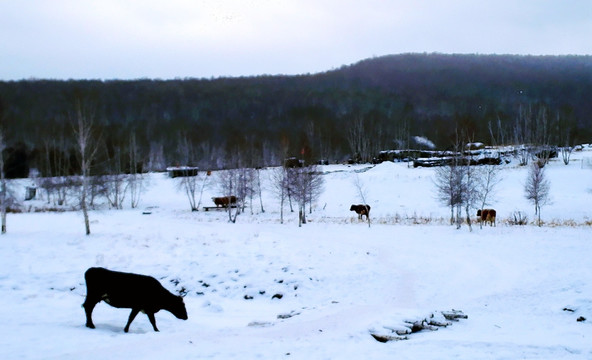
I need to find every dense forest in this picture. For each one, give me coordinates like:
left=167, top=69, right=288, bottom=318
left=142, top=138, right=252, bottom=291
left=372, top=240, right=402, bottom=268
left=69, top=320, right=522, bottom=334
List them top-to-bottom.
left=0, top=53, right=591, bottom=178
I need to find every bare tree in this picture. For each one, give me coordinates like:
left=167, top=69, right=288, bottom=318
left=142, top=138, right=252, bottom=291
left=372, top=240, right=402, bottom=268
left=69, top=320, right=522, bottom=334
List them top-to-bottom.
left=71, top=99, right=100, bottom=235
left=513, top=104, right=555, bottom=166
left=513, top=104, right=532, bottom=166
left=533, top=106, right=552, bottom=159
left=557, top=109, right=575, bottom=165
left=347, top=115, right=370, bottom=163
left=488, top=116, right=507, bottom=147
left=37, top=121, right=74, bottom=207
left=0, top=127, right=6, bottom=234
left=128, top=132, right=147, bottom=209
left=434, top=132, right=473, bottom=230
left=175, top=134, right=200, bottom=211
left=276, top=136, right=295, bottom=213
left=147, top=141, right=166, bottom=172
left=104, top=145, right=128, bottom=209
left=560, top=145, right=574, bottom=166
left=215, top=146, right=257, bottom=222
left=461, top=156, right=477, bottom=232
left=524, top=161, right=551, bottom=226
left=434, top=162, right=463, bottom=226
left=286, top=164, right=324, bottom=227
left=475, top=164, right=502, bottom=229
left=232, top=166, right=253, bottom=215
left=271, top=166, right=289, bottom=224
left=307, top=166, right=324, bottom=214
left=240, top=167, right=257, bottom=215
left=254, top=167, right=265, bottom=214
left=289, top=167, right=307, bottom=226
left=217, top=168, right=242, bottom=223
left=194, top=171, right=210, bottom=211
left=176, top=172, right=199, bottom=211
left=87, top=174, right=107, bottom=209
left=352, top=174, right=371, bottom=227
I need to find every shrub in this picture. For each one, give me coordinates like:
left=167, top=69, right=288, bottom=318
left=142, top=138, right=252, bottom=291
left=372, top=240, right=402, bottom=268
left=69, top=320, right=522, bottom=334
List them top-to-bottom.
left=509, top=211, right=528, bottom=225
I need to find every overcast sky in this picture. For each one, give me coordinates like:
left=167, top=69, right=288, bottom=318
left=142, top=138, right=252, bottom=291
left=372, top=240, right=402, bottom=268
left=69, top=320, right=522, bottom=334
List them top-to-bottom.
left=1, top=0, right=590, bottom=80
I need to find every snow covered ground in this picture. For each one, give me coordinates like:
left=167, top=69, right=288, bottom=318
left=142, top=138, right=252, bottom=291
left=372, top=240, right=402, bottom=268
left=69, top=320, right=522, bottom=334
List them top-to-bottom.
left=1, top=148, right=591, bottom=359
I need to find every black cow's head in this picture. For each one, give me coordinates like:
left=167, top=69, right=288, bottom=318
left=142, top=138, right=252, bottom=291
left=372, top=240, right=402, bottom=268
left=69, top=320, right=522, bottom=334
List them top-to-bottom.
left=170, top=296, right=188, bottom=320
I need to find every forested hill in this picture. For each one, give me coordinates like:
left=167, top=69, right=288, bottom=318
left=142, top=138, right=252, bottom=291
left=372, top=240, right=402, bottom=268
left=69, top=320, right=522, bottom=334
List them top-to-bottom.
left=1, top=53, right=591, bottom=176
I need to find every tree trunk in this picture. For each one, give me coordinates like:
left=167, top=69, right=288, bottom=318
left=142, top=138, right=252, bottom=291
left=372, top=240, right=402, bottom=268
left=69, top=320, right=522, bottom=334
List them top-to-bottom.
left=0, top=129, right=6, bottom=234
left=257, top=170, right=264, bottom=213
left=82, top=176, right=90, bottom=235
left=1, top=180, right=6, bottom=234
left=288, top=188, right=294, bottom=212
left=280, top=196, right=284, bottom=224
left=465, top=205, right=472, bottom=232
left=450, top=206, right=454, bottom=225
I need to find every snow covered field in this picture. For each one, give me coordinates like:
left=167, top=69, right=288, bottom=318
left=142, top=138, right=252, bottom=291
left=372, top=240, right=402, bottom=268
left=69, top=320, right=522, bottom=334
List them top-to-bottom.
left=1, top=149, right=591, bottom=359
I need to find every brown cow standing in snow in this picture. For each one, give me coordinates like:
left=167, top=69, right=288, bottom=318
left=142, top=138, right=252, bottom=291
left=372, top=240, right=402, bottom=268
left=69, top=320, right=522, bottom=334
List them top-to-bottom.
left=212, top=196, right=237, bottom=208
left=350, top=204, right=371, bottom=220
left=477, top=208, right=497, bottom=227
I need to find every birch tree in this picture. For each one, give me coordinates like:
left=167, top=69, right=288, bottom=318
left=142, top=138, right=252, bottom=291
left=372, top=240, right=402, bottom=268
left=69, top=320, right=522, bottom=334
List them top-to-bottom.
left=72, top=99, right=99, bottom=235
left=347, top=115, right=370, bottom=163
left=0, top=127, right=6, bottom=234
left=128, top=131, right=146, bottom=209
left=175, top=134, right=200, bottom=211
left=104, top=145, right=128, bottom=209
left=461, top=157, right=477, bottom=232
left=434, top=161, right=463, bottom=227
left=524, top=161, right=550, bottom=226
left=475, top=164, right=502, bottom=229
left=286, top=165, right=324, bottom=227
left=271, top=166, right=289, bottom=224
left=217, top=168, right=242, bottom=223
left=352, top=174, right=371, bottom=227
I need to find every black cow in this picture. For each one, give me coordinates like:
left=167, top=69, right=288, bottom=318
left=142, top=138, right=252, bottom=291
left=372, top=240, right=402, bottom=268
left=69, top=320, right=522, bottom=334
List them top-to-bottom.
left=350, top=204, right=371, bottom=220
left=83, top=267, right=188, bottom=333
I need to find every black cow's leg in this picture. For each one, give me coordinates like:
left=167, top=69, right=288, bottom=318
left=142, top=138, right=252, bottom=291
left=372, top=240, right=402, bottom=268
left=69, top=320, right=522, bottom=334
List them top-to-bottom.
left=82, top=296, right=99, bottom=329
left=124, top=308, right=140, bottom=333
left=147, top=312, right=159, bottom=332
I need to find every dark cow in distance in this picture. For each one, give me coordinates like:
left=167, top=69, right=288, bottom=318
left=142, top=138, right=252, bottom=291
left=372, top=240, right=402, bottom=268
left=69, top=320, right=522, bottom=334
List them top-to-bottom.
left=212, top=196, right=237, bottom=208
left=350, top=204, right=371, bottom=220
left=477, top=208, right=497, bottom=227
left=83, top=267, right=188, bottom=333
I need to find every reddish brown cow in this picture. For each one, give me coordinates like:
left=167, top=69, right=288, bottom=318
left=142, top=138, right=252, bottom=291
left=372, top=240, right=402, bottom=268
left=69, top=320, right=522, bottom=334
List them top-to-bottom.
left=212, top=196, right=237, bottom=207
left=350, top=204, right=371, bottom=220
left=477, top=208, right=496, bottom=227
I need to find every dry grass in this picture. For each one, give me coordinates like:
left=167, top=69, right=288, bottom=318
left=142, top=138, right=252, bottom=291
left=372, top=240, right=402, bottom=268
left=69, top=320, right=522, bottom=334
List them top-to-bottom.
left=316, top=213, right=592, bottom=228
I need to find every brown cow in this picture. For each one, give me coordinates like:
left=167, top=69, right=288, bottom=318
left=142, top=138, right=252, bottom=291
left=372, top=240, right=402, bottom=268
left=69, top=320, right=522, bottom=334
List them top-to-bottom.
left=212, top=196, right=237, bottom=208
left=350, top=204, right=371, bottom=220
left=477, top=208, right=496, bottom=227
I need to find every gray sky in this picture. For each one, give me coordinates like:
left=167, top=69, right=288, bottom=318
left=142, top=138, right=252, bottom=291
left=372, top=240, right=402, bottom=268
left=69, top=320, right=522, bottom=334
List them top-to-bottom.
left=1, top=0, right=590, bottom=80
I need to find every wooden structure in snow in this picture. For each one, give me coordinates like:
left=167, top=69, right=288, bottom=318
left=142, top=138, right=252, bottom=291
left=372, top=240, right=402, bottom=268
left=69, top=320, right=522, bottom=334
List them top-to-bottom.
left=166, top=166, right=199, bottom=178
